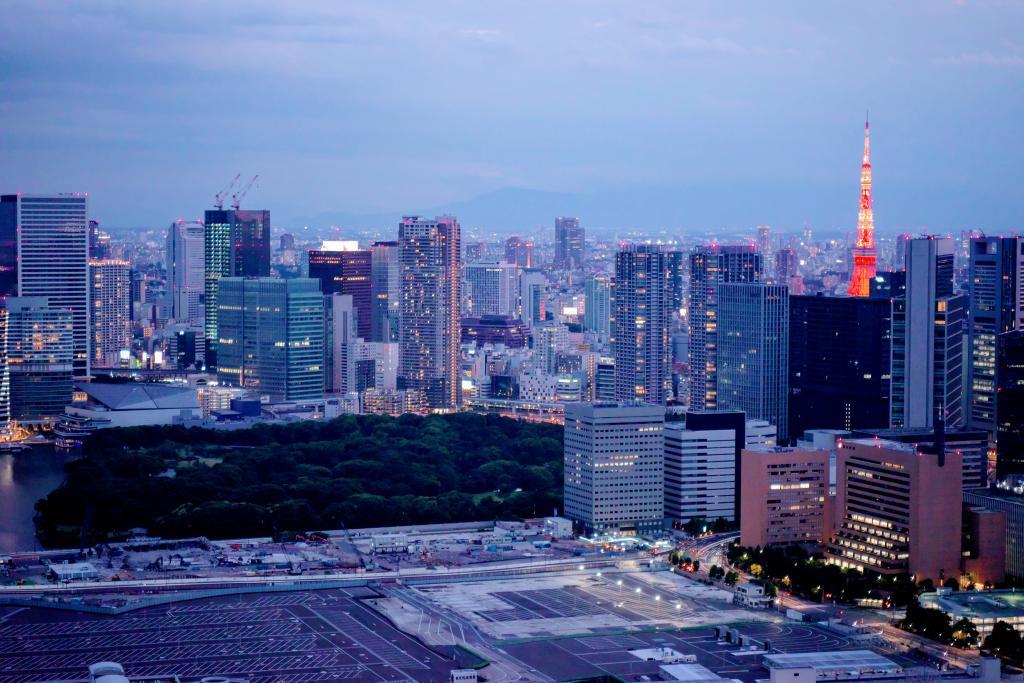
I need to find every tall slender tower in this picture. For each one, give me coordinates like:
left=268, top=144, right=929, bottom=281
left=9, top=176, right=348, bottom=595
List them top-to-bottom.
left=848, top=116, right=877, bottom=297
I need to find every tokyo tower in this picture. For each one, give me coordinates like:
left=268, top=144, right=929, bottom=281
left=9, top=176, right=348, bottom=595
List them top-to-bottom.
left=847, top=115, right=877, bottom=297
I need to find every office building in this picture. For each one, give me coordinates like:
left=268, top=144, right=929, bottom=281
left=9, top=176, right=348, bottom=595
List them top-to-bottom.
left=2, top=194, right=90, bottom=378
left=203, top=208, right=270, bottom=366
left=398, top=215, right=461, bottom=411
left=554, top=216, right=585, bottom=269
left=165, top=219, right=205, bottom=324
left=504, top=236, right=534, bottom=268
left=890, top=237, right=966, bottom=429
left=968, top=237, right=1023, bottom=432
left=370, top=240, right=400, bottom=342
left=308, top=241, right=373, bottom=340
left=613, top=244, right=670, bottom=405
left=688, top=245, right=762, bottom=411
left=775, top=248, right=797, bottom=281
left=89, top=259, right=132, bottom=367
left=464, top=261, right=517, bottom=316
left=519, top=270, right=547, bottom=326
left=584, top=274, right=612, bottom=338
left=216, top=277, right=324, bottom=402
left=717, top=282, right=789, bottom=440
left=324, top=294, right=358, bottom=394
left=789, top=294, right=891, bottom=437
left=5, top=297, right=74, bottom=424
left=0, top=307, right=9, bottom=437
left=461, top=314, right=529, bottom=348
left=996, top=330, right=1024, bottom=477
left=354, top=341, right=398, bottom=391
left=595, top=358, right=615, bottom=401
left=362, top=387, right=429, bottom=416
left=563, top=402, right=665, bottom=535
left=664, top=413, right=778, bottom=525
left=853, top=423, right=987, bottom=490
left=827, top=437, right=962, bottom=582
left=739, top=445, right=830, bottom=548
left=964, top=487, right=1024, bottom=579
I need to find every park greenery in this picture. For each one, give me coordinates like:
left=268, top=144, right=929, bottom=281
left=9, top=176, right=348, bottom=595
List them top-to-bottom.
left=35, top=413, right=563, bottom=547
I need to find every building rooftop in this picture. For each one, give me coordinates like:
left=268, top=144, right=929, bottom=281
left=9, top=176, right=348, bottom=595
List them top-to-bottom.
left=75, top=382, right=200, bottom=411
left=763, top=650, right=900, bottom=675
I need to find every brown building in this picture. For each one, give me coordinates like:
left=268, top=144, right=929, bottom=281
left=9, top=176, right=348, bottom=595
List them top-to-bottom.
left=827, top=438, right=962, bottom=583
left=739, top=446, right=831, bottom=548
left=962, top=504, right=1006, bottom=586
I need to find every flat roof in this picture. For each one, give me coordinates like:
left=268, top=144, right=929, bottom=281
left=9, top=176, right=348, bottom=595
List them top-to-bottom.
left=925, top=590, right=1024, bottom=617
left=763, top=650, right=900, bottom=673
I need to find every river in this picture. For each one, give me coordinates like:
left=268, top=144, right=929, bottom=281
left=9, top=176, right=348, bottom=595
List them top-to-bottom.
left=0, top=446, right=76, bottom=553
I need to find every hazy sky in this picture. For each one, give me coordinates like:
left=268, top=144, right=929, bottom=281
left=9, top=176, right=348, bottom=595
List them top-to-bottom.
left=2, top=1, right=1022, bottom=233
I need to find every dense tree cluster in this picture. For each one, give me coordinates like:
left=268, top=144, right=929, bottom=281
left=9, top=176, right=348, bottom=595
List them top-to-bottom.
left=35, top=413, right=563, bottom=547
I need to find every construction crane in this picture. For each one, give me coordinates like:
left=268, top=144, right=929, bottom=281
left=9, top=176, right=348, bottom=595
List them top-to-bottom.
left=214, top=173, right=241, bottom=210
left=232, top=174, right=259, bottom=210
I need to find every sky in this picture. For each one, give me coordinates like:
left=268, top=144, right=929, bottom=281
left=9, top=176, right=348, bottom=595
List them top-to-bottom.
left=1, top=1, right=1022, bottom=234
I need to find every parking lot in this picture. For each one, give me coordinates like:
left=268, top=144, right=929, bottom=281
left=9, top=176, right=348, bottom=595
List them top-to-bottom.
left=0, top=587, right=460, bottom=683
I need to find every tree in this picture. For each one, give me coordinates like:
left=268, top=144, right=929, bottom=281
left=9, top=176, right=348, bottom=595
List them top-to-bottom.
left=709, top=565, right=725, bottom=580
left=724, top=571, right=739, bottom=586
left=900, top=599, right=954, bottom=644
left=951, top=618, right=979, bottom=649
left=983, top=621, right=1024, bottom=666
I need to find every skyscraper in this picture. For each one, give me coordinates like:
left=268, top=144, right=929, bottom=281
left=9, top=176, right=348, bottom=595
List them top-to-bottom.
left=848, top=117, right=877, bottom=297
left=2, top=194, right=90, bottom=378
left=203, top=208, right=271, bottom=366
left=398, top=215, right=461, bottom=412
left=554, top=216, right=585, bottom=269
left=165, top=219, right=205, bottom=324
left=504, top=236, right=534, bottom=268
left=968, top=236, right=1023, bottom=433
left=890, top=237, right=966, bottom=429
left=370, top=240, right=400, bottom=343
left=308, top=242, right=372, bottom=340
left=613, top=244, right=670, bottom=405
left=688, top=245, right=762, bottom=411
left=665, top=250, right=686, bottom=312
left=89, top=259, right=132, bottom=367
left=464, top=262, right=517, bottom=317
left=518, top=270, right=547, bottom=326
left=584, top=274, right=612, bottom=337
left=216, top=277, right=324, bottom=402
left=717, top=282, right=789, bottom=440
left=324, top=293, right=358, bottom=395
left=789, top=294, right=891, bottom=437
left=5, top=297, right=74, bottom=424
left=996, top=330, right=1024, bottom=477
left=563, top=401, right=665, bottom=535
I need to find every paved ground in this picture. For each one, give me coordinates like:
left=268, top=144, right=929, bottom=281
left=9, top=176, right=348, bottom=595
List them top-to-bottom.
left=0, top=587, right=460, bottom=683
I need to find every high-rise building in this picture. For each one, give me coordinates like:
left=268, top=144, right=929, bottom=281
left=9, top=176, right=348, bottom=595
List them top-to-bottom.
left=848, top=117, right=877, bottom=297
left=2, top=194, right=90, bottom=378
left=203, top=208, right=270, bottom=366
left=398, top=215, right=461, bottom=412
left=554, top=216, right=585, bottom=269
left=165, top=219, right=205, bottom=325
left=279, top=233, right=296, bottom=251
left=504, top=236, right=534, bottom=269
left=890, top=237, right=966, bottom=429
left=968, top=237, right=1023, bottom=433
left=308, top=241, right=372, bottom=340
left=370, top=241, right=400, bottom=343
left=613, top=244, right=670, bottom=405
left=688, top=245, right=762, bottom=411
left=775, top=247, right=797, bottom=281
left=665, top=250, right=686, bottom=312
left=89, top=259, right=132, bottom=367
left=464, top=261, right=517, bottom=317
left=518, top=270, right=547, bottom=326
left=584, top=274, right=612, bottom=337
left=216, top=277, right=324, bottom=402
left=717, top=282, right=789, bottom=440
left=324, top=294, right=358, bottom=395
left=789, top=294, right=891, bottom=437
left=5, top=297, right=74, bottom=424
left=461, top=315, right=529, bottom=349
left=996, top=330, right=1024, bottom=477
left=354, top=341, right=399, bottom=391
left=563, top=402, right=665, bottom=535
left=664, top=412, right=778, bottom=525
left=853, top=422, right=987, bottom=490
left=827, top=437, right=962, bottom=582
left=739, top=445, right=830, bottom=548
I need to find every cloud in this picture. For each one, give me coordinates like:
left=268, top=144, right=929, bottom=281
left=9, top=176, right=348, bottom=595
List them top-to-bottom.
left=939, top=50, right=1024, bottom=68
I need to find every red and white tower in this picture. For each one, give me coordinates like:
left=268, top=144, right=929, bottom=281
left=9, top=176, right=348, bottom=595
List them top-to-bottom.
left=847, top=115, right=877, bottom=297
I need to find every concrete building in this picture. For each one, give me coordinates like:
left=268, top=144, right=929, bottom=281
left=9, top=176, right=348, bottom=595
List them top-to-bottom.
left=2, top=193, right=90, bottom=378
left=398, top=216, right=461, bottom=412
left=554, top=216, right=585, bottom=269
left=165, top=219, right=205, bottom=324
left=504, top=235, right=534, bottom=269
left=967, top=236, right=1023, bottom=433
left=890, top=237, right=966, bottom=429
left=308, top=242, right=373, bottom=341
left=613, top=244, right=671, bottom=405
left=688, top=245, right=762, bottom=411
left=89, top=259, right=132, bottom=368
left=464, top=261, right=517, bottom=317
left=518, top=270, right=547, bottom=326
left=584, top=274, right=612, bottom=338
left=216, top=277, right=324, bottom=402
left=717, top=282, right=789, bottom=440
left=324, top=294, right=358, bottom=395
left=5, top=296, right=74, bottom=424
left=461, top=315, right=529, bottom=349
left=533, top=322, right=568, bottom=374
left=997, top=330, right=1024, bottom=476
left=353, top=341, right=398, bottom=391
left=63, top=381, right=201, bottom=428
left=362, top=387, right=429, bottom=416
left=563, top=402, right=665, bottom=535
left=664, top=413, right=777, bottom=525
left=852, top=424, right=987, bottom=490
left=827, top=437, right=962, bottom=582
left=739, top=445, right=830, bottom=547
left=964, top=487, right=1024, bottom=579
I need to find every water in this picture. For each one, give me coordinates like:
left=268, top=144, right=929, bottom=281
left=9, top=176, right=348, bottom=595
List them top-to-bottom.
left=0, top=446, right=76, bottom=553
